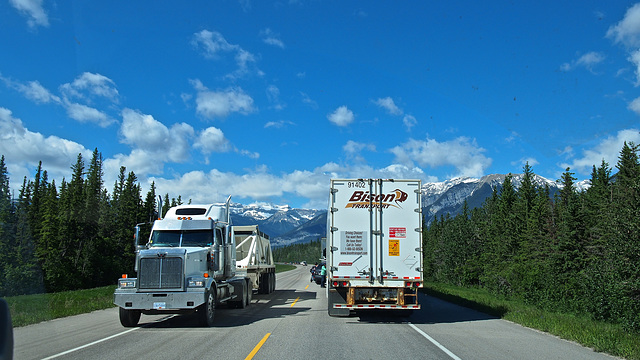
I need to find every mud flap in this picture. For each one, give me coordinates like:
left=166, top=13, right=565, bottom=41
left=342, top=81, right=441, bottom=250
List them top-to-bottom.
left=328, top=288, right=350, bottom=317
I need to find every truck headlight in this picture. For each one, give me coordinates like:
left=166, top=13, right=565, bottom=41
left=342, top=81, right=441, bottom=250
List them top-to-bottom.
left=188, top=278, right=205, bottom=287
left=119, top=279, right=136, bottom=288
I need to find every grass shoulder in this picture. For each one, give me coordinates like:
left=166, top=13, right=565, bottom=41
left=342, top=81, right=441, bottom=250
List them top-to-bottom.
left=275, top=263, right=296, bottom=272
left=423, top=281, right=639, bottom=360
left=5, top=285, right=117, bottom=327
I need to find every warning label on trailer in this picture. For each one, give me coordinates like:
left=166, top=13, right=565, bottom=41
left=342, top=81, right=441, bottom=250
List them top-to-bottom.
left=389, top=227, right=406, bottom=238
left=340, top=231, right=368, bottom=255
left=389, top=239, right=400, bottom=256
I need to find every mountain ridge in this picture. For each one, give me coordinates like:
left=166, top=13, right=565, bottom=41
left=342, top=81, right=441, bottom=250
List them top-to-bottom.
left=223, top=173, right=590, bottom=247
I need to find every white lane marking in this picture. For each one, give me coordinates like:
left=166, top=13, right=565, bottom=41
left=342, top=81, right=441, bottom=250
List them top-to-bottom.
left=41, top=315, right=175, bottom=360
left=408, top=322, right=462, bottom=360
left=41, top=327, right=139, bottom=360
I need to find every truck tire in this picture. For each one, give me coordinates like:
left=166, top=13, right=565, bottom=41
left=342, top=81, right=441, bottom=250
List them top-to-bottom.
left=270, top=272, right=276, bottom=293
left=258, top=273, right=267, bottom=294
left=246, top=280, right=252, bottom=306
left=236, top=282, right=247, bottom=309
left=199, top=290, right=216, bottom=327
left=119, top=307, right=141, bottom=327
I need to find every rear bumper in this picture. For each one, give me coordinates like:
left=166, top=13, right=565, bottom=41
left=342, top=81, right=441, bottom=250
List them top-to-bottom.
left=332, top=304, right=420, bottom=310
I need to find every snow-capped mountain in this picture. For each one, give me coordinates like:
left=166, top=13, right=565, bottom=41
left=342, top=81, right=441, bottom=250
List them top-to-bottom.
left=222, top=173, right=591, bottom=247
left=421, top=174, right=589, bottom=225
left=227, top=202, right=323, bottom=239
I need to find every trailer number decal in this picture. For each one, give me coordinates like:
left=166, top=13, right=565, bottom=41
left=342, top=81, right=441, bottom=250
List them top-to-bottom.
left=389, top=227, right=406, bottom=238
left=340, top=231, right=368, bottom=255
left=389, top=240, right=400, bottom=256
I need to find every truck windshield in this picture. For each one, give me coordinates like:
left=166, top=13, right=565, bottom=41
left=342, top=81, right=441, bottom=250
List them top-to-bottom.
left=149, top=230, right=213, bottom=247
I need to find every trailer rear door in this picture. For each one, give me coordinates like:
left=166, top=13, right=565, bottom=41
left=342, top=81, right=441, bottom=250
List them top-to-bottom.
left=328, top=179, right=422, bottom=285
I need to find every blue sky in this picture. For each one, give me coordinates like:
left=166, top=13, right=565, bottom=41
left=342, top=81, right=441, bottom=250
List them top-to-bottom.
left=1, top=1, right=640, bottom=209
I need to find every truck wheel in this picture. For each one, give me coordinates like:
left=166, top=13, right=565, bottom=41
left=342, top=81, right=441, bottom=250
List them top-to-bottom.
left=270, top=272, right=276, bottom=293
left=258, top=273, right=266, bottom=294
left=246, top=280, right=252, bottom=306
left=236, top=283, right=247, bottom=309
left=199, top=290, right=216, bottom=326
left=119, top=307, right=141, bottom=327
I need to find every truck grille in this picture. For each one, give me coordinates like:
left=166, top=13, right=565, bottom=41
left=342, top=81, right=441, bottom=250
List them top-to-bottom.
left=139, top=257, right=183, bottom=289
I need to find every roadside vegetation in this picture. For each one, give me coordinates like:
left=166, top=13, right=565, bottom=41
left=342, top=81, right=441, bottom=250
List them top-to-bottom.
left=423, top=142, right=640, bottom=359
left=273, top=238, right=323, bottom=265
left=423, top=282, right=640, bottom=360
left=5, top=285, right=117, bottom=327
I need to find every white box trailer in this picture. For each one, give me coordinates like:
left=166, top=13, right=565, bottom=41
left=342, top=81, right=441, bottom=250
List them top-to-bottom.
left=327, top=179, right=423, bottom=316
left=234, top=225, right=276, bottom=294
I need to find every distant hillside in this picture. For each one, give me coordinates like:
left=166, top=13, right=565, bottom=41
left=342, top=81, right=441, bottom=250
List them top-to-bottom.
left=230, top=173, right=589, bottom=247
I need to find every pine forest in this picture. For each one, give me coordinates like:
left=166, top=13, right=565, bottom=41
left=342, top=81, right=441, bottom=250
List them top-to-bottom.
left=423, top=142, right=640, bottom=332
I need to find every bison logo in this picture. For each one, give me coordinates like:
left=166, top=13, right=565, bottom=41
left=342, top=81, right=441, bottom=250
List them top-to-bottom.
left=393, top=188, right=408, bottom=206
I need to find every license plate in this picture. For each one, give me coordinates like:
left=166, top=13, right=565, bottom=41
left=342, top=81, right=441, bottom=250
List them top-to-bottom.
left=153, top=302, right=166, bottom=310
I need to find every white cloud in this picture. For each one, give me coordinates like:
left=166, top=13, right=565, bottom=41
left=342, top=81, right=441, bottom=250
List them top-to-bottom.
left=10, top=0, right=49, bottom=28
left=607, top=3, right=640, bottom=48
left=607, top=4, right=640, bottom=85
left=260, top=28, right=285, bottom=48
left=191, top=30, right=261, bottom=78
left=192, top=30, right=235, bottom=58
left=628, top=49, right=640, bottom=86
left=560, top=52, right=605, bottom=72
left=60, top=72, right=119, bottom=102
left=2, top=73, right=119, bottom=127
left=14, top=80, right=60, bottom=104
left=191, top=80, right=255, bottom=119
left=266, top=85, right=284, bottom=110
left=300, top=92, right=318, bottom=109
left=629, top=96, right=640, bottom=114
left=374, top=97, right=403, bottom=116
left=65, top=102, right=114, bottom=127
left=327, top=106, right=354, bottom=126
left=0, top=107, right=91, bottom=189
left=120, top=108, right=194, bottom=163
left=403, top=115, right=417, bottom=131
left=264, top=120, right=294, bottom=128
left=195, top=127, right=231, bottom=154
left=561, top=128, right=640, bottom=175
left=390, top=136, right=492, bottom=178
left=343, top=140, right=375, bottom=154
left=511, top=157, right=539, bottom=168
left=147, top=160, right=429, bottom=210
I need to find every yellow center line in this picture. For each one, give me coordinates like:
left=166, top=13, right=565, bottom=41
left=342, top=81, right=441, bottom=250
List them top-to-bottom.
left=304, top=284, right=309, bottom=290
left=290, top=296, right=300, bottom=307
left=245, top=333, right=271, bottom=360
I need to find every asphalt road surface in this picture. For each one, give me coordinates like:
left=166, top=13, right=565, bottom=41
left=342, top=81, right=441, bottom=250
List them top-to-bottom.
left=13, top=266, right=619, bottom=360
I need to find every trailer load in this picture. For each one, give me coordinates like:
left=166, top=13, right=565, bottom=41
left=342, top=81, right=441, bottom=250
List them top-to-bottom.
left=234, top=225, right=276, bottom=294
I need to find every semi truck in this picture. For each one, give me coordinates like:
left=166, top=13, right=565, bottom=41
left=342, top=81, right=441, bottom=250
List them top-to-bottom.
left=326, top=179, right=423, bottom=316
left=113, top=197, right=275, bottom=327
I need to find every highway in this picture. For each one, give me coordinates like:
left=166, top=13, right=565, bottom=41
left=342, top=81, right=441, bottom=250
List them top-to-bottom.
left=13, top=266, right=618, bottom=360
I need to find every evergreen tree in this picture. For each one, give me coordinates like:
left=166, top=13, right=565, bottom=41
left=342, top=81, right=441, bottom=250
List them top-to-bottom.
left=0, top=156, right=15, bottom=295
